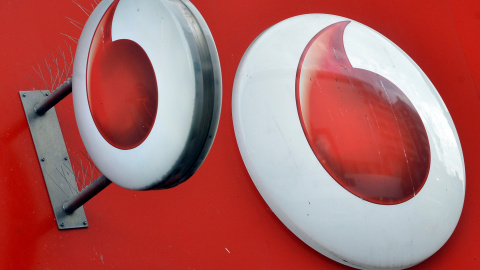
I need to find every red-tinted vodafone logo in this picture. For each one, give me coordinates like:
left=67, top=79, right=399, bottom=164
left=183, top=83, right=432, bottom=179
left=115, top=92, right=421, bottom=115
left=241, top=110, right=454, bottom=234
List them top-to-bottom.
left=73, top=0, right=221, bottom=190
left=87, top=0, right=157, bottom=150
left=233, top=14, right=464, bottom=269
left=296, top=21, right=430, bottom=205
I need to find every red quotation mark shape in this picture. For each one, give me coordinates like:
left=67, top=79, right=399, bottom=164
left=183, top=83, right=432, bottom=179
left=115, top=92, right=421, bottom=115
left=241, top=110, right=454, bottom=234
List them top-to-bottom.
left=87, top=0, right=158, bottom=150
left=296, top=21, right=430, bottom=204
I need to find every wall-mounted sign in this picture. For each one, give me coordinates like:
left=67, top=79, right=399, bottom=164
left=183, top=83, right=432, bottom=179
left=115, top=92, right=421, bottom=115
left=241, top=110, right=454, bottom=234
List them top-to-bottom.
left=73, top=0, right=221, bottom=190
left=233, top=14, right=465, bottom=269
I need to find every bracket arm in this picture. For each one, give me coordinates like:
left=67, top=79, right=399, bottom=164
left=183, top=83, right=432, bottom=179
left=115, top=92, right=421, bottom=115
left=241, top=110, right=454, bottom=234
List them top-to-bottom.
left=34, top=78, right=72, bottom=115
left=63, top=175, right=112, bottom=215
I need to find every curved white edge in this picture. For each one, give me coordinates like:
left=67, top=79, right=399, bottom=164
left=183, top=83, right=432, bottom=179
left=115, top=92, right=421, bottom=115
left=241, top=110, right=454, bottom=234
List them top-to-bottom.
left=177, top=0, right=222, bottom=178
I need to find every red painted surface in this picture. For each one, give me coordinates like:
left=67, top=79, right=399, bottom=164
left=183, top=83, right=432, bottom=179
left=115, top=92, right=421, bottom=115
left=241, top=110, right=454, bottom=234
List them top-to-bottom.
left=0, top=0, right=478, bottom=269
left=87, top=0, right=157, bottom=149
left=297, top=21, right=430, bottom=205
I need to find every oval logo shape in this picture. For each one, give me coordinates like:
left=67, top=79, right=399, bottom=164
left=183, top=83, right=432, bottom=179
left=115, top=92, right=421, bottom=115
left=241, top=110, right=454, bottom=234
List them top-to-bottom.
left=73, top=0, right=221, bottom=190
left=233, top=14, right=465, bottom=269
left=296, top=21, right=430, bottom=204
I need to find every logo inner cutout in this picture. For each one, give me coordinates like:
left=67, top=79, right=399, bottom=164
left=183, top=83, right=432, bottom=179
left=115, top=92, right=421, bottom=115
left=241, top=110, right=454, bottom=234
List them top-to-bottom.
left=87, top=0, right=158, bottom=150
left=296, top=21, right=431, bottom=204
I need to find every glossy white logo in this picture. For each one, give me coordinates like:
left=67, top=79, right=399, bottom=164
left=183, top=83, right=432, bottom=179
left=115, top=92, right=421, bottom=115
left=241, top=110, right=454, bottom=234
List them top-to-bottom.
left=73, top=0, right=221, bottom=190
left=233, top=14, right=464, bottom=269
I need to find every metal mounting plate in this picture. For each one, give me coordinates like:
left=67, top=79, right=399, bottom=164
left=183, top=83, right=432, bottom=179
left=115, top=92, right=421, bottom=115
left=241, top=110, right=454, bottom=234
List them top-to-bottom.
left=20, top=90, right=88, bottom=230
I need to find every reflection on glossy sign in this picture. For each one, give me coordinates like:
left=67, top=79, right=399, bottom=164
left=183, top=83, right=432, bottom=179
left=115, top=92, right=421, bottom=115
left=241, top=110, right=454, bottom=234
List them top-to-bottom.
left=233, top=14, right=465, bottom=269
left=296, top=21, right=430, bottom=205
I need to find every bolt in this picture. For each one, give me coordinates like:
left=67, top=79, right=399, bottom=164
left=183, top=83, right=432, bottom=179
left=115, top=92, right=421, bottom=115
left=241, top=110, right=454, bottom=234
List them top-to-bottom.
left=22, top=93, right=26, bottom=97
left=64, top=157, right=68, bottom=161
left=41, top=158, right=45, bottom=162
left=83, top=221, right=87, bottom=225
left=60, top=223, right=64, bottom=227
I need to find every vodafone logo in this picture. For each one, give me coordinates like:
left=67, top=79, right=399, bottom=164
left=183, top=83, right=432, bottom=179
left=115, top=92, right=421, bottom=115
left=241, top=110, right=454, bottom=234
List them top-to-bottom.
left=73, top=0, right=221, bottom=190
left=233, top=15, right=465, bottom=269
left=296, top=21, right=430, bottom=205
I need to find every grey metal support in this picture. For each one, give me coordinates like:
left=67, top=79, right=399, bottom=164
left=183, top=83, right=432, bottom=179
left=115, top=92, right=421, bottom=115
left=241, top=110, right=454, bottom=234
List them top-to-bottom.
left=34, top=78, right=72, bottom=115
left=21, top=82, right=111, bottom=229
left=20, top=90, right=88, bottom=229
left=63, top=175, right=112, bottom=215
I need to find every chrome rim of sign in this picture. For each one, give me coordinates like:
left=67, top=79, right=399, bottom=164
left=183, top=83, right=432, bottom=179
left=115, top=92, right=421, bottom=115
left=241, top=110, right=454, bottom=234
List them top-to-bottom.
left=73, top=0, right=221, bottom=190
left=232, top=14, right=464, bottom=269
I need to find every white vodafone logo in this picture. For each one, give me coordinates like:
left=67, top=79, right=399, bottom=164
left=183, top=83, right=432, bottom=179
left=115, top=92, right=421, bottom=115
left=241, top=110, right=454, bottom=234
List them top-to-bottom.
left=73, top=0, right=221, bottom=190
left=233, top=14, right=464, bottom=269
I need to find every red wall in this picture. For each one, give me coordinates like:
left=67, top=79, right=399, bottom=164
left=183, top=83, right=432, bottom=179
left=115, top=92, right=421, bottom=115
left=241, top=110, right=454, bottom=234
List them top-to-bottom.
left=0, top=0, right=478, bottom=269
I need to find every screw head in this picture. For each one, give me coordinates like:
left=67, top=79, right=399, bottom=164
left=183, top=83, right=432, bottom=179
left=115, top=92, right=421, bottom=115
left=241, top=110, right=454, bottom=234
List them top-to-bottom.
left=22, top=93, right=26, bottom=97
left=45, top=93, right=49, bottom=96
left=64, top=157, right=68, bottom=161
left=41, top=158, right=45, bottom=162
left=83, top=221, right=87, bottom=225
left=60, top=223, right=64, bottom=227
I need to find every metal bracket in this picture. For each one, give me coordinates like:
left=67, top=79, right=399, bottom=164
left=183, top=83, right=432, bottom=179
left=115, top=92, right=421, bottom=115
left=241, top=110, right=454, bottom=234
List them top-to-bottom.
left=20, top=90, right=88, bottom=230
